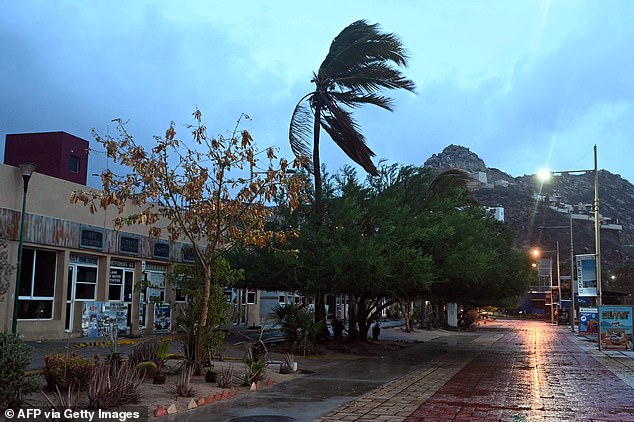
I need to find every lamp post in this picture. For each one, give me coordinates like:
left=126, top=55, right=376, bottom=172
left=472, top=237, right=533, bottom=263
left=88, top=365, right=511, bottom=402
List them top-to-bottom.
left=537, top=145, right=601, bottom=309
left=12, top=163, right=36, bottom=334
left=537, top=214, right=576, bottom=331
left=532, top=247, right=559, bottom=324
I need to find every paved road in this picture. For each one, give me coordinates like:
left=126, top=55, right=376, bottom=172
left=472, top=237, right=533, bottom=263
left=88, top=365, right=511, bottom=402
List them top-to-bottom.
left=178, top=319, right=634, bottom=422
left=317, top=320, right=634, bottom=422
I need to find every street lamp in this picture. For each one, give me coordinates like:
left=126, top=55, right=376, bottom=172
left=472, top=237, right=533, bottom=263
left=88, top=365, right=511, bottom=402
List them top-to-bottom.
left=537, top=145, right=601, bottom=308
left=12, top=163, right=36, bottom=334
left=537, top=215, right=575, bottom=331
left=532, top=246, right=560, bottom=324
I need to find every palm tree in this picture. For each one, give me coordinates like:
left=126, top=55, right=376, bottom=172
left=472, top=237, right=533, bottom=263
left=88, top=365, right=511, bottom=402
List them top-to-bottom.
left=289, top=19, right=416, bottom=217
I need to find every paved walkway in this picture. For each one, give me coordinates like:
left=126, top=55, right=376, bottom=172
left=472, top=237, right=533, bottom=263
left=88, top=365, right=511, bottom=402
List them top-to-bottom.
left=314, top=320, right=634, bottom=422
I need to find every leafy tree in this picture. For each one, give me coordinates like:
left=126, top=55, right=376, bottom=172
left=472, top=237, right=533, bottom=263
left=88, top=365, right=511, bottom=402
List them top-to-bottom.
left=72, top=110, right=301, bottom=364
left=234, top=165, right=434, bottom=341
left=421, top=171, right=533, bottom=322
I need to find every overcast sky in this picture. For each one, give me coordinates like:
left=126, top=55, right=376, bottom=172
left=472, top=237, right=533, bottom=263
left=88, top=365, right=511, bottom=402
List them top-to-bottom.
left=2, top=1, right=633, bottom=187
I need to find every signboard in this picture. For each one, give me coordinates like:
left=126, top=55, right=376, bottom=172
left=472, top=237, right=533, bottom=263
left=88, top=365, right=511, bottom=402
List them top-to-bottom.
left=80, top=228, right=104, bottom=250
left=119, top=235, right=140, bottom=255
left=153, top=242, right=170, bottom=260
left=576, top=254, right=597, bottom=297
left=81, top=301, right=128, bottom=338
left=153, top=303, right=172, bottom=333
left=599, top=306, right=633, bottom=350
left=578, top=307, right=598, bottom=335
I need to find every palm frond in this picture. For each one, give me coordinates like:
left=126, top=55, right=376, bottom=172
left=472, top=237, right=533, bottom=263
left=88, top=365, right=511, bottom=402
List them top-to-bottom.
left=319, top=20, right=411, bottom=81
left=333, top=62, right=416, bottom=94
left=331, top=92, right=393, bottom=110
left=289, top=97, right=314, bottom=172
left=320, top=102, right=378, bottom=176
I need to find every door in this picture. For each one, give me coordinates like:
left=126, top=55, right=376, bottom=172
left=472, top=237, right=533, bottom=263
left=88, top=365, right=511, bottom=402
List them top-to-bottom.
left=65, top=266, right=74, bottom=332
left=123, top=270, right=134, bottom=329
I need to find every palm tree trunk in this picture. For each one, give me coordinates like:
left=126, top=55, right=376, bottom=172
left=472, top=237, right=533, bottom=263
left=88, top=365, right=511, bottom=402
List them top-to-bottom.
left=312, top=103, right=327, bottom=326
left=313, top=103, right=323, bottom=222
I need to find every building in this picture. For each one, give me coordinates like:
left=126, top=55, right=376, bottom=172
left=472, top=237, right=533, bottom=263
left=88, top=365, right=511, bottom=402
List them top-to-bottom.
left=1, top=132, right=263, bottom=340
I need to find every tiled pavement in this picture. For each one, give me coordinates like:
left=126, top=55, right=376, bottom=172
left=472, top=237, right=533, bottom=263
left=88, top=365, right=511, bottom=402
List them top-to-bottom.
left=314, top=320, right=634, bottom=422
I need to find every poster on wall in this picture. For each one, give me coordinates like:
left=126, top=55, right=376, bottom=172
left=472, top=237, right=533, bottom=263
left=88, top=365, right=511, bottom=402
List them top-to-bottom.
left=576, top=254, right=597, bottom=297
left=81, top=302, right=128, bottom=338
left=153, top=303, right=172, bottom=333
left=599, top=305, right=634, bottom=350
left=578, top=307, right=598, bottom=336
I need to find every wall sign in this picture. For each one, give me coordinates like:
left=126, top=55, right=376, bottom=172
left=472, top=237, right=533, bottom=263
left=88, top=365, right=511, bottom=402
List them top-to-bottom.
left=80, top=228, right=104, bottom=250
left=119, top=235, right=140, bottom=255
left=153, top=242, right=170, bottom=260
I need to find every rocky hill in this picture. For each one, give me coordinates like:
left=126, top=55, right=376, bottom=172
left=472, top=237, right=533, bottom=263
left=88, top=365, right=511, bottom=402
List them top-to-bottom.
left=424, top=145, right=634, bottom=282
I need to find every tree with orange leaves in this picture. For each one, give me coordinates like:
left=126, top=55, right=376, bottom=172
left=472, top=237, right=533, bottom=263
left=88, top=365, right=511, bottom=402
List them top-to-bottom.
left=71, top=109, right=302, bottom=364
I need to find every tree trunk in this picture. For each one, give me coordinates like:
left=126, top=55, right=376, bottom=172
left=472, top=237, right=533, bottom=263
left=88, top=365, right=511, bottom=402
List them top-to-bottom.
left=196, top=265, right=213, bottom=366
left=314, top=290, right=327, bottom=338
left=348, top=295, right=357, bottom=342
left=357, top=298, right=369, bottom=342
left=400, top=300, right=413, bottom=332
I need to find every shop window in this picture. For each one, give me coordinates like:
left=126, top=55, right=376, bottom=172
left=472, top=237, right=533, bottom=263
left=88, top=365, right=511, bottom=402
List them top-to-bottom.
left=18, top=248, right=57, bottom=319
left=75, top=265, right=97, bottom=300
left=108, top=268, right=123, bottom=301
left=147, top=271, right=165, bottom=303
left=175, top=274, right=188, bottom=302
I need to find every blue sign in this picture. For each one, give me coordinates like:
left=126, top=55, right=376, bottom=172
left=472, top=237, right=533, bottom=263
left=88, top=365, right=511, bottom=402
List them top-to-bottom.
left=576, top=254, right=597, bottom=297
left=579, top=307, right=598, bottom=336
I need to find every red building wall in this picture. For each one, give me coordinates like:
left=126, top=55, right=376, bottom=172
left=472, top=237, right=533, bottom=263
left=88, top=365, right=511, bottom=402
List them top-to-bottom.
left=4, top=132, right=89, bottom=185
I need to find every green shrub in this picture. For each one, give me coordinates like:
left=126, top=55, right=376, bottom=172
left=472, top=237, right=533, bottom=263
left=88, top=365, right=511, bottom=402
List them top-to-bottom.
left=0, top=333, right=39, bottom=410
left=43, top=353, right=94, bottom=391
left=135, top=361, right=158, bottom=379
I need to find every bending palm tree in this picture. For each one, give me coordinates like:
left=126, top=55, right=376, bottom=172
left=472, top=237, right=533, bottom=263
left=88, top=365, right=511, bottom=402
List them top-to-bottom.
left=289, top=19, right=416, bottom=217
left=289, top=20, right=415, bottom=333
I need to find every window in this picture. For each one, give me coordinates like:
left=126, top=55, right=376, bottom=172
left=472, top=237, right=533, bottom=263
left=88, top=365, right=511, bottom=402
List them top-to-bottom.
left=69, top=155, right=80, bottom=173
left=18, top=248, right=57, bottom=319
left=75, top=265, right=97, bottom=300
left=108, top=268, right=123, bottom=301
left=147, top=271, right=166, bottom=303
left=175, top=274, right=188, bottom=302
left=242, top=288, right=257, bottom=305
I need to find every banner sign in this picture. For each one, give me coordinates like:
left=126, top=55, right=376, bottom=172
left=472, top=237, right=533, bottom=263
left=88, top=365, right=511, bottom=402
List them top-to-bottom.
left=576, top=254, right=597, bottom=297
left=81, top=302, right=128, bottom=338
left=153, top=303, right=172, bottom=333
left=599, top=306, right=633, bottom=350
left=578, top=307, right=598, bottom=335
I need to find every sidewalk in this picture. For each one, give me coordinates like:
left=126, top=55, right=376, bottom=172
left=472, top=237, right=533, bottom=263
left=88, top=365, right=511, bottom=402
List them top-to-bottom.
left=314, top=320, right=634, bottom=422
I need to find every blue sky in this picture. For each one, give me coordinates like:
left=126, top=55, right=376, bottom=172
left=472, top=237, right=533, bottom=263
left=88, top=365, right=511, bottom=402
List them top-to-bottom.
left=2, top=1, right=633, bottom=186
